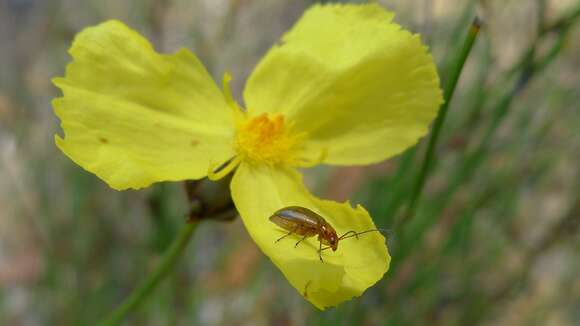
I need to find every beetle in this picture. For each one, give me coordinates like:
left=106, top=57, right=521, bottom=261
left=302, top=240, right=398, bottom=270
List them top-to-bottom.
left=269, top=206, right=382, bottom=262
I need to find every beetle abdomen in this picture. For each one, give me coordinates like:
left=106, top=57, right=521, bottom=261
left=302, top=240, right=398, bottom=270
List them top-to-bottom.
left=269, top=206, right=322, bottom=236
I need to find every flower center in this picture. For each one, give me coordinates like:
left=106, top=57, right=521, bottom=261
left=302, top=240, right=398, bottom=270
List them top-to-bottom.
left=235, top=113, right=303, bottom=165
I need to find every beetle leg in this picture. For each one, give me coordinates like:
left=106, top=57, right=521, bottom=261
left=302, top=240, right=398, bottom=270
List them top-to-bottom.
left=275, top=226, right=299, bottom=243
left=275, top=230, right=294, bottom=243
left=294, top=235, right=308, bottom=248
left=318, top=239, right=324, bottom=263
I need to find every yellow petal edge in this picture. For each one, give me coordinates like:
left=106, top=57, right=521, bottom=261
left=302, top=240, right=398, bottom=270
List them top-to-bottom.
left=244, top=3, right=443, bottom=166
left=53, top=20, right=234, bottom=190
left=231, top=163, right=390, bottom=309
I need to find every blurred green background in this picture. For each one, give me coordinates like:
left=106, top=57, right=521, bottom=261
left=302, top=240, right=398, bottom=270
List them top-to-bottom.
left=1, top=0, right=579, bottom=325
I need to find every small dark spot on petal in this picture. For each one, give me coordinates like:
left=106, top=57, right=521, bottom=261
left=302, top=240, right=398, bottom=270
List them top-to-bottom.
left=99, top=137, right=109, bottom=144
left=191, top=139, right=199, bottom=146
left=304, top=281, right=312, bottom=298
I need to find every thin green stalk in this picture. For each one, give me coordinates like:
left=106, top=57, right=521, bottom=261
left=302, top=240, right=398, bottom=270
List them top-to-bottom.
left=540, top=4, right=580, bottom=35
left=444, top=11, right=576, bottom=199
left=402, top=18, right=481, bottom=225
left=367, top=147, right=416, bottom=229
left=464, top=193, right=580, bottom=324
left=98, top=221, right=199, bottom=326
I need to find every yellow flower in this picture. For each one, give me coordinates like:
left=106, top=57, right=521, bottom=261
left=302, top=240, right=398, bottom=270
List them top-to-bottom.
left=53, top=4, right=441, bottom=309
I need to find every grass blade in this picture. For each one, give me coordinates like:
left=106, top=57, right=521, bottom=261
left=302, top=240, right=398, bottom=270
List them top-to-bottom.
left=401, top=18, right=482, bottom=226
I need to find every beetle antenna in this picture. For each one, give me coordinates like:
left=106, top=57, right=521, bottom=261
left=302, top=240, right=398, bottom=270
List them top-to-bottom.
left=339, top=228, right=390, bottom=240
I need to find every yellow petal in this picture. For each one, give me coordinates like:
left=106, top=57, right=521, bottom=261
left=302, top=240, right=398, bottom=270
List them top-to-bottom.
left=244, top=4, right=442, bottom=165
left=53, top=20, right=234, bottom=190
left=230, top=163, right=390, bottom=309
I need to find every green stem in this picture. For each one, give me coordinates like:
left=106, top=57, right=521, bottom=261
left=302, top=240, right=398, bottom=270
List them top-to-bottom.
left=402, top=18, right=481, bottom=225
left=98, top=221, right=199, bottom=326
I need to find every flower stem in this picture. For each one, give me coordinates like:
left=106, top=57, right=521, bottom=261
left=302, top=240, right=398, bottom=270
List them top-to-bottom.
left=402, top=18, right=481, bottom=225
left=98, top=220, right=199, bottom=326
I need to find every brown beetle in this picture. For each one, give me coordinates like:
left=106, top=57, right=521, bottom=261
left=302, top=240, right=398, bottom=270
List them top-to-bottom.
left=269, top=206, right=382, bottom=262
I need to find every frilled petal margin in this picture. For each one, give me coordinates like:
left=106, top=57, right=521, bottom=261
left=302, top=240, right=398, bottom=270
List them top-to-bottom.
left=244, top=4, right=442, bottom=165
left=53, top=20, right=234, bottom=190
left=230, top=163, right=390, bottom=309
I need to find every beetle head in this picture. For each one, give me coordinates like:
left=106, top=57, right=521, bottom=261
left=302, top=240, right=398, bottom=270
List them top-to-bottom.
left=324, top=227, right=339, bottom=251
